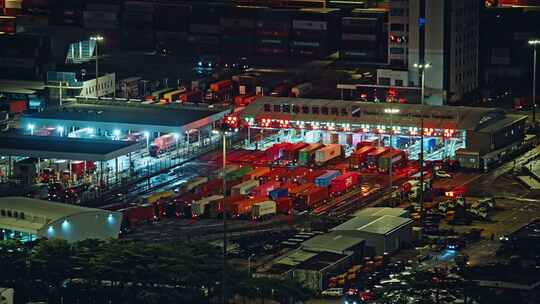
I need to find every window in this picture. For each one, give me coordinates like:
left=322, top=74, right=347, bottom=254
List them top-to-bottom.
left=390, top=24, right=405, bottom=31
left=390, top=47, right=405, bottom=54
left=379, top=77, right=391, bottom=86
left=395, top=79, right=403, bottom=86
left=264, top=104, right=271, bottom=112
left=273, top=104, right=281, bottom=112
left=282, top=104, right=291, bottom=113
left=292, top=105, right=300, bottom=113
left=302, top=106, right=310, bottom=114
left=352, top=106, right=361, bottom=117
left=312, top=107, right=320, bottom=114
left=321, top=107, right=329, bottom=115
left=331, top=107, right=339, bottom=115
left=340, top=108, right=348, bottom=116
left=0, top=210, right=4, bottom=216
left=7, top=210, right=12, bottom=217
left=14, top=211, right=18, bottom=218
left=20, top=212, right=25, bottom=219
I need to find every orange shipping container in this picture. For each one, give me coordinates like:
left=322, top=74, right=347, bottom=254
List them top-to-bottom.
left=9, top=100, right=26, bottom=114
left=289, top=183, right=314, bottom=197
left=228, top=196, right=268, bottom=217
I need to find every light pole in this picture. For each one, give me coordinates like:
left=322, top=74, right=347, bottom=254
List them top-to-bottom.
left=90, top=35, right=104, bottom=98
left=529, top=39, right=540, bottom=124
left=413, top=62, right=431, bottom=216
left=384, top=108, right=400, bottom=195
left=213, top=124, right=230, bottom=304
left=144, top=131, right=150, bottom=149
left=248, top=253, right=256, bottom=277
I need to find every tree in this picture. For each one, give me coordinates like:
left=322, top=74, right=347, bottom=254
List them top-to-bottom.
left=0, top=240, right=29, bottom=286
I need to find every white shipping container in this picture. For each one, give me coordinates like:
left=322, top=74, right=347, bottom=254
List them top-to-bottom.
left=292, top=20, right=327, bottom=31
left=291, top=82, right=312, bottom=97
left=315, top=144, right=341, bottom=164
left=185, top=176, right=209, bottom=191
left=231, top=179, right=260, bottom=196
left=192, top=195, right=223, bottom=216
left=252, top=201, right=277, bottom=218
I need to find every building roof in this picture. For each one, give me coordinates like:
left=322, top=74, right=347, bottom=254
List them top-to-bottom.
left=0, top=79, right=47, bottom=94
left=242, top=97, right=527, bottom=132
left=23, top=100, right=230, bottom=134
left=476, top=114, right=527, bottom=133
left=0, top=133, right=141, bottom=161
left=0, top=196, right=105, bottom=234
left=352, top=207, right=409, bottom=218
left=332, top=215, right=413, bottom=236
left=301, top=231, right=364, bottom=254
left=276, top=248, right=318, bottom=267
left=296, top=251, right=348, bottom=271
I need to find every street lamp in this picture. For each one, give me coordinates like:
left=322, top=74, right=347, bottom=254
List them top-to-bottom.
left=90, top=35, right=104, bottom=98
left=529, top=39, right=540, bottom=124
left=413, top=62, right=431, bottom=215
left=384, top=108, right=400, bottom=194
left=213, top=123, right=231, bottom=304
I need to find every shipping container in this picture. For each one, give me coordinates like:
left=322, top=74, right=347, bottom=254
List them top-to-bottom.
left=0, top=16, right=16, bottom=34
left=291, top=82, right=312, bottom=97
left=162, top=87, right=187, bottom=103
left=179, top=90, right=203, bottom=103
left=234, top=94, right=258, bottom=107
left=9, top=99, right=26, bottom=113
left=149, top=134, right=176, bottom=157
left=282, top=142, right=309, bottom=160
left=298, top=143, right=324, bottom=165
left=314, top=144, right=342, bottom=165
left=349, top=145, right=376, bottom=168
left=367, top=147, right=391, bottom=168
left=378, top=149, right=407, bottom=173
left=225, top=165, right=253, bottom=182
left=243, top=166, right=270, bottom=181
left=260, top=167, right=287, bottom=183
left=315, top=170, right=341, bottom=187
left=330, top=172, right=360, bottom=195
left=184, top=176, right=209, bottom=192
left=231, top=179, right=260, bottom=196
left=251, top=180, right=281, bottom=197
left=289, top=183, right=314, bottom=197
left=297, top=186, right=329, bottom=209
left=269, top=188, right=288, bottom=200
left=140, top=191, right=174, bottom=204
left=208, top=194, right=245, bottom=218
left=192, top=195, right=224, bottom=217
left=228, top=196, right=268, bottom=218
left=276, top=197, right=294, bottom=214
left=252, top=200, right=276, bottom=219
left=120, top=203, right=155, bottom=227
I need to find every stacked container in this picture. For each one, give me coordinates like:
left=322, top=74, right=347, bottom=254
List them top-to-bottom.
left=122, top=1, right=155, bottom=50
left=154, top=3, right=189, bottom=54
left=188, top=3, right=228, bottom=54
left=221, top=6, right=258, bottom=56
left=290, top=8, right=340, bottom=58
left=256, top=9, right=294, bottom=56
left=341, top=9, right=387, bottom=62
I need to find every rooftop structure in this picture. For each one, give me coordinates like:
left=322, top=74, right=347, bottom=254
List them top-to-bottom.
left=22, top=100, right=231, bottom=134
left=0, top=134, right=141, bottom=161
left=0, top=197, right=122, bottom=242
left=352, top=207, right=409, bottom=218
left=332, top=215, right=413, bottom=236
left=300, top=231, right=365, bottom=255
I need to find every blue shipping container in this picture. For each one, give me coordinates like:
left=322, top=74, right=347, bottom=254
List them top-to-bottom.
left=423, top=138, right=437, bottom=152
left=315, top=170, right=340, bottom=187
left=269, top=188, right=288, bottom=200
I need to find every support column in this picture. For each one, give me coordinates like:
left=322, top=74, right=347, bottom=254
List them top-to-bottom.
left=8, top=156, right=11, bottom=178
left=115, top=158, right=119, bottom=183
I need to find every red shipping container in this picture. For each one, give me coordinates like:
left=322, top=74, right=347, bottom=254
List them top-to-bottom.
left=210, top=80, right=233, bottom=92
left=9, top=100, right=26, bottom=114
left=282, top=142, right=308, bottom=160
left=349, top=146, right=376, bottom=168
left=70, top=161, right=85, bottom=176
left=260, top=167, right=287, bottom=183
left=301, top=169, right=326, bottom=184
left=330, top=172, right=360, bottom=195
left=251, top=180, right=280, bottom=197
left=289, top=183, right=314, bottom=197
left=298, top=186, right=328, bottom=209
left=210, top=194, right=246, bottom=217
left=228, top=196, right=267, bottom=217
left=276, top=197, right=293, bottom=214
left=121, top=203, right=155, bottom=226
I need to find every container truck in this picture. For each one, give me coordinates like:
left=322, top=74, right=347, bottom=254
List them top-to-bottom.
left=207, top=79, right=233, bottom=102
left=291, top=82, right=312, bottom=97
left=179, top=90, right=203, bottom=103
left=149, top=134, right=177, bottom=157
left=298, top=143, right=324, bottom=166
left=315, top=144, right=342, bottom=166
left=349, top=146, right=376, bottom=168
left=366, top=147, right=390, bottom=169
left=378, top=149, right=407, bottom=173
left=315, top=170, right=341, bottom=187
left=330, top=172, right=360, bottom=196
left=231, top=179, right=260, bottom=196
left=251, top=181, right=281, bottom=197
left=297, top=186, right=329, bottom=210
left=192, top=195, right=224, bottom=217
left=228, top=196, right=268, bottom=218
left=252, top=201, right=277, bottom=219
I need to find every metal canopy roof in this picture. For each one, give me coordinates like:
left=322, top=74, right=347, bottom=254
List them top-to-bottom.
left=0, top=79, right=47, bottom=94
left=242, top=97, right=527, bottom=132
left=22, top=101, right=230, bottom=134
left=0, top=134, right=141, bottom=161
left=0, top=196, right=110, bottom=234
left=352, top=207, right=409, bottom=218
left=332, top=215, right=413, bottom=236
left=301, top=231, right=364, bottom=254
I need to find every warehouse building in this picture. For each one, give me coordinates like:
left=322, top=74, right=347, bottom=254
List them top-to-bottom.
left=242, top=97, right=528, bottom=168
left=21, top=99, right=231, bottom=143
left=0, top=197, right=122, bottom=243
left=352, top=207, right=409, bottom=218
left=332, top=214, right=414, bottom=256
left=261, top=231, right=364, bottom=292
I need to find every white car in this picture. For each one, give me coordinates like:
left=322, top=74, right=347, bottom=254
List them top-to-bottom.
left=435, top=170, right=452, bottom=178
left=321, top=288, right=343, bottom=297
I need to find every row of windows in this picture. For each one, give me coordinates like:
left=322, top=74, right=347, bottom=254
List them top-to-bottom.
left=84, top=81, right=114, bottom=95
left=0, top=209, right=25, bottom=219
